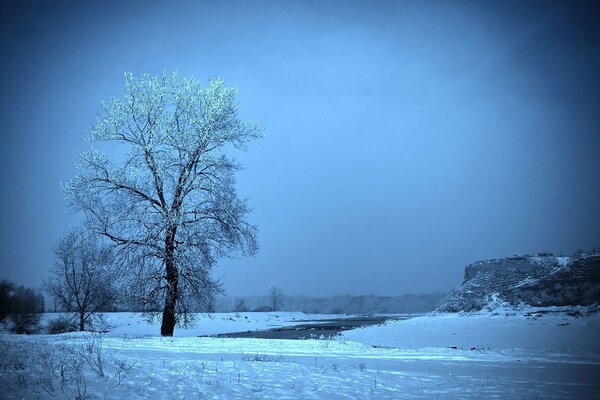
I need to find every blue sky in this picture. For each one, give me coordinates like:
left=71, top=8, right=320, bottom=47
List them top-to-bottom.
left=1, top=0, right=599, bottom=296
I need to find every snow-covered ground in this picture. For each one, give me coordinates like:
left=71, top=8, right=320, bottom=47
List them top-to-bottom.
left=342, top=307, right=600, bottom=355
left=1, top=309, right=599, bottom=399
left=38, top=311, right=340, bottom=337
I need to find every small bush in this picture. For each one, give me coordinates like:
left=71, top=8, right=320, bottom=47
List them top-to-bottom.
left=8, top=286, right=44, bottom=334
left=252, top=305, right=272, bottom=312
left=9, top=313, right=42, bottom=334
left=47, top=316, right=78, bottom=334
left=78, top=332, right=106, bottom=377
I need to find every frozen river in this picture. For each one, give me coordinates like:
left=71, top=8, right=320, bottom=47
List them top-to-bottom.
left=210, top=314, right=414, bottom=339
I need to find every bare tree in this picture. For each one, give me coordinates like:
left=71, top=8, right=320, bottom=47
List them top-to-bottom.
left=64, top=72, right=261, bottom=336
left=45, top=230, right=117, bottom=331
left=269, top=285, right=284, bottom=311
left=234, top=298, right=248, bottom=312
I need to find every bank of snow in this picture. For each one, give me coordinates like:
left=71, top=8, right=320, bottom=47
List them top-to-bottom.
left=342, top=306, right=600, bottom=356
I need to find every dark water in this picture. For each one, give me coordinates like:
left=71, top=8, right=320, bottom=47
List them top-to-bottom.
left=208, top=314, right=415, bottom=339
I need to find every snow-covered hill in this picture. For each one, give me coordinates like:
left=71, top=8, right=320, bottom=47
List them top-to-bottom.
left=438, top=250, right=600, bottom=312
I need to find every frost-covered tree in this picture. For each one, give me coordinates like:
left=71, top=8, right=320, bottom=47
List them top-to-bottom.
left=64, top=72, right=260, bottom=336
left=45, top=229, right=118, bottom=331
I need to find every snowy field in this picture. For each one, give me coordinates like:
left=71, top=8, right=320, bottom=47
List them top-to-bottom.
left=0, top=309, right=599, bottom=399
left=40, top=311, right=341, bottom=338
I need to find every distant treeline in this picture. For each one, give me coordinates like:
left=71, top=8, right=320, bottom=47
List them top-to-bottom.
left=43, top=287, right=446, bottom=315
left=214, top=293, right=447, bottom=314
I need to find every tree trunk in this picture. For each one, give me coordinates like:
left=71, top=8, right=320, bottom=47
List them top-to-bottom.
left=161, top=228, right=178, bottom=336
left=160, top=288, right=177, bottom=336
left=79, top=312, right=85, bottom=331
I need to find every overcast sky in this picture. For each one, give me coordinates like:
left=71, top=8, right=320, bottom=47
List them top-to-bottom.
left=1, top=0, right=599, bottom=297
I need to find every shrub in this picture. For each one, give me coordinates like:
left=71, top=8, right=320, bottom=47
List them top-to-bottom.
left=8, top=286, right=44, bottom=334
left=252, top=305, right=272, bottom=312
left=9, top=313, right=42, bottom=334
left=47, top=315, right=78, bottom=334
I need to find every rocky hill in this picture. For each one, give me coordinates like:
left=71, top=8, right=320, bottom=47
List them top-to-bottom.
left=438, top=250, right=600, bottom=312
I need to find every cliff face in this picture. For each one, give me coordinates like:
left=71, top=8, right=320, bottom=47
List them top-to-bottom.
left=438, top=251, right=600, bottom=312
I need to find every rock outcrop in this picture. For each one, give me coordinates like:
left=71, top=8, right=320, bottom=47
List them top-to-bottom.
left=438, top=250, right=600, bottom=312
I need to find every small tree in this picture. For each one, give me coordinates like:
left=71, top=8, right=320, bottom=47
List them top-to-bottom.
left=45, top=229, right=118, bottom=331
left=269, top=285, right=284, bottom=311
left=205, top=291, right=216, bottom=313
left=234, top=298, right=248, bottom=312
